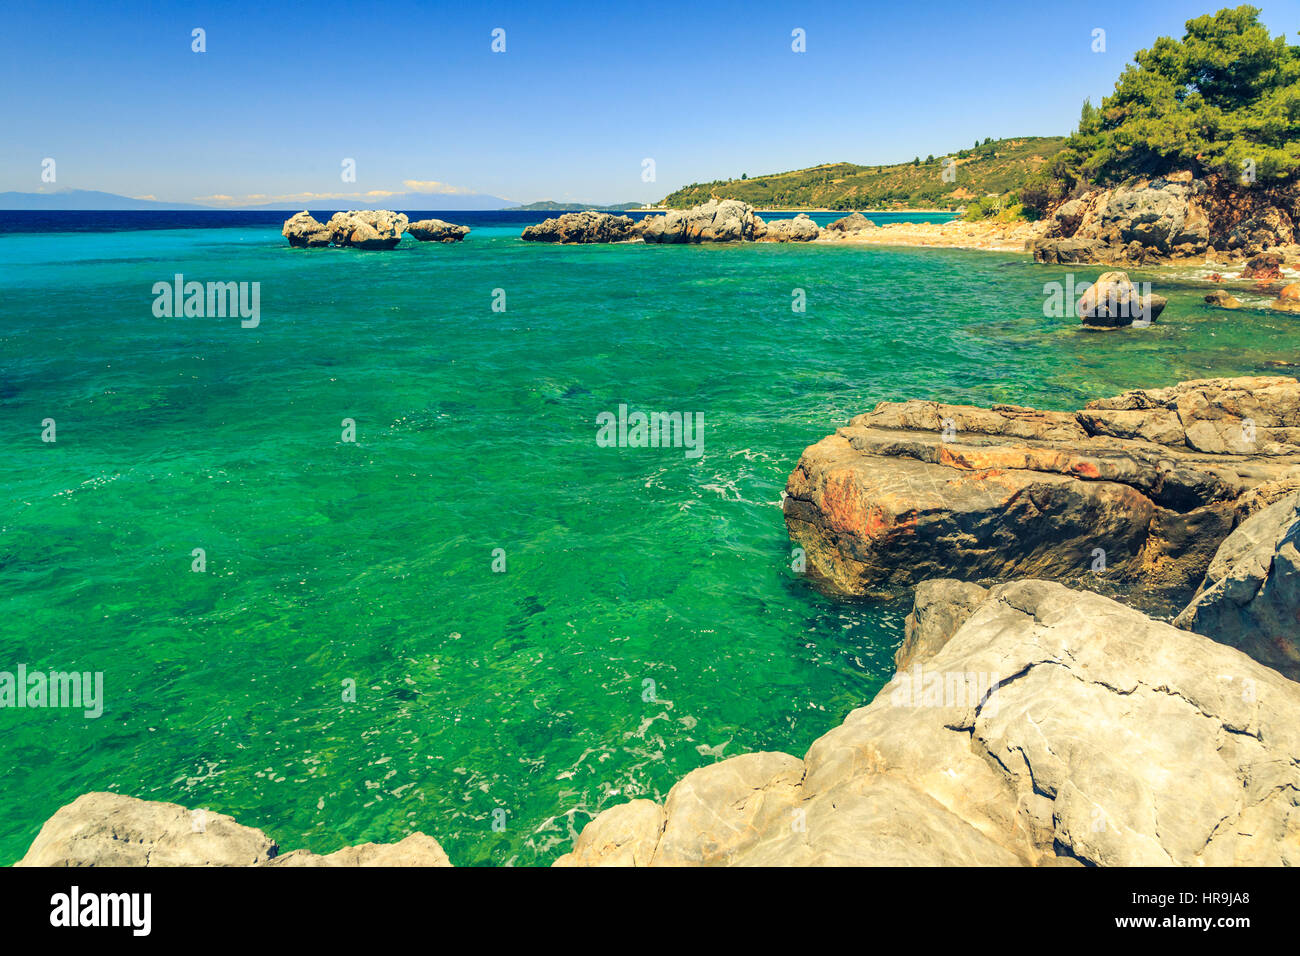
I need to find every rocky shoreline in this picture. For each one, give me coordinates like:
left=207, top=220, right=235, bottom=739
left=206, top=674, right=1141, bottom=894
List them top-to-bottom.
left=278, top=180, right=1300, bottom=277
left=20, top=374, right=1300, bottom=867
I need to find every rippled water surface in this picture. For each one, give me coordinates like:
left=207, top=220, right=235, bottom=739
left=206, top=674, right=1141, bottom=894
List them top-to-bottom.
left=1, top=213, right=1297, bottom=864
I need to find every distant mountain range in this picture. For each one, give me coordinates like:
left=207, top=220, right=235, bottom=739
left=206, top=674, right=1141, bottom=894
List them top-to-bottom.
left=0, top=188, right=521, bottom=211
left=512, top=200, right=642, bottom=211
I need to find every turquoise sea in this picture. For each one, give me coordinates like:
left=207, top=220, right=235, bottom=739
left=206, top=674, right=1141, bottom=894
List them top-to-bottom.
left=2, top=209, right=1298, bottom=865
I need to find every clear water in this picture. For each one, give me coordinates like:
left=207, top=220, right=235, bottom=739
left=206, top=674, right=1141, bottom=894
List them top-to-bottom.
left=1, top=212, right=1296, bottom=865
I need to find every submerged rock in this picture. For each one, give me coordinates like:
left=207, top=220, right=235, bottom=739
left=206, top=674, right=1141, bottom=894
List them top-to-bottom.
left=639, top=199, right=763, bottom=243
left=281, top=210, right=332, bottom=248
left=325, top=210, right=409, bottom=249
left=520, top=210, right=638, bottom=243
left=406, top=218, right=469, bottom=242
left=1205, top=289, right=1243, bottom=309
left=782, top=376, right=1300, bottom=601
left=1175, top=491, right=1300, bottom=679
left=558, top=580, right=1300, bottom=866
left=16, top=792, right=451, bottom=866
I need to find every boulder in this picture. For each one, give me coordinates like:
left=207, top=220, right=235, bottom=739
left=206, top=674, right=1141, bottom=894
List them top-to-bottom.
left=639, top=200, right=762, bottom=243
left=325, top=210, right=409, bottom=249
left=520, top=210, right=639, bottom=243
left=281, top=211, right=332, bottom=248
left=825, top=212, right=876, bottom=233
left=755, top=213, right=821, bottom=242
left=405, top=218, right=469, bottom=242
left=1243, top=252, right=1284, bottom=280
left=1076, top=270, right=1166, bottom=327
left=1205, top=289, right=1243, bottom=309
left=782, top=377, right=1300, bottom=600
left=1175, top=492, right=1300, bottom=679
left=895, top=579, right=988, bottom=670
left=558, top=580, right=1300, bottom=866
left=16, top=792, right=451, bottom=867
left=552, top=800, right=664, bottom=867
left=270, top=833, right=451, bottom=867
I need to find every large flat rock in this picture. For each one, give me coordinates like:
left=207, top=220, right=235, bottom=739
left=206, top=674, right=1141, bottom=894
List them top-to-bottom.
left=784, top=377, right=1300, bottom=602
left=556, top=580, right=1300, bottom=866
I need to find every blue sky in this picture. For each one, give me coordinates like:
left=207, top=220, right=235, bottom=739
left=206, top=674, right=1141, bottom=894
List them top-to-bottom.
left=2, top=0, right=1297, bottom=206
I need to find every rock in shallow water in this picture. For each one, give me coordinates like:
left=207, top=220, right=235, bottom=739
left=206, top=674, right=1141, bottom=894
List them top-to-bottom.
left=639, top=199, right=762, bottom=243
left=281, top=210, right=332, bottom=247
left=326, top=210, right=409, bottom=249
left=520, top=210, right=638, bottom=243
left=825, top=211, right=876, bottom=233
left=755, top=212, right=821, bottom=242
left=405, top=218, right=469, bottom=242
left=1076, top=270, right=1166, bottom=327
left=783, top=376, right=1300, bottom=602
left=558, top=579, right=1300, bottom=866
left=16, top=792, right=451, bottom=866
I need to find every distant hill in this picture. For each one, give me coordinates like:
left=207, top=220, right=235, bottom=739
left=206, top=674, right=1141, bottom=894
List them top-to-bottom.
left=658, top=136, right=1068, bottom=211
left=0, top=189, right=208, bottom=210
left=0, top=189, right=517, bottom=211
left=512, top=200, right=642, bottom=211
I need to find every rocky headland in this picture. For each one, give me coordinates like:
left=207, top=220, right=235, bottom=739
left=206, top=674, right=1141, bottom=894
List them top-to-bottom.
left=1029, top=171, right=1300, bottom=268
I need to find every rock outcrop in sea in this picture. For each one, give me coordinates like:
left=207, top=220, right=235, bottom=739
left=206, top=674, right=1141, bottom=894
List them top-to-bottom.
left=1030, top=171, right=1300, bottom=265
left=639, top=199, right=764, bottom=243
left=281, top=210, right=412, bottom=249
left=326, top=210, right=409, bottom=249
left=520, top=210, right=640, bottom=243
left=281, top=211, right=333, bottom=248
left=755, top=212, right=821, bottom=242
left=406, top=218, right=470, bottom=242
left=1077, top=270, right=1167, bottom=328
left=783, top=376, right=1300, bottom=607
left=557, top=578, right=1300, bottom=865
left=17, top=792, right=452, bottom=866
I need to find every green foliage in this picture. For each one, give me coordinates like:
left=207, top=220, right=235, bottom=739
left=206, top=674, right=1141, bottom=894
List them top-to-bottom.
left=1031, top=5, right=1300, bottom=208
left=657, top=137, right=1068, bottom=210
left=961, top=194, right=1033, bottom=223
